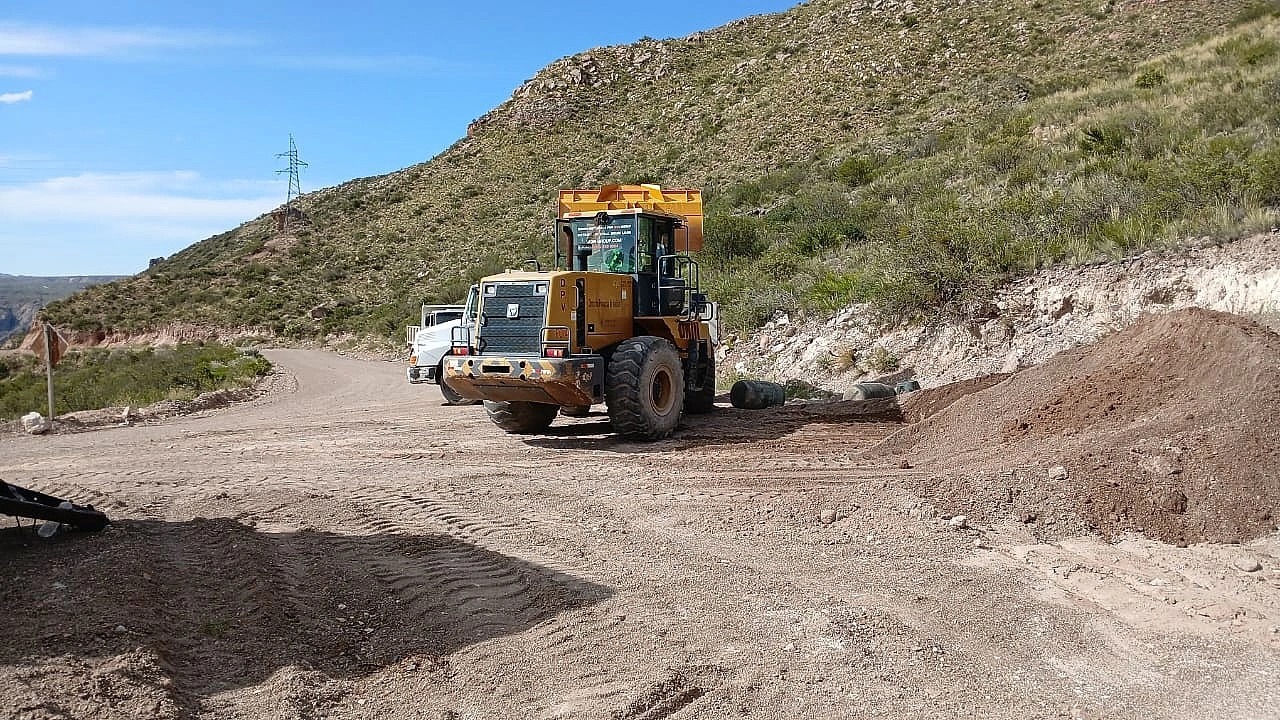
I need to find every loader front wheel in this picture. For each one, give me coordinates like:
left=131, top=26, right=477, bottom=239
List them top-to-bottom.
left=606, top=336, right=684, bottom=440
left=439, top=367, right=480, bottom=406
left=483, top=401, right=559, bottom=434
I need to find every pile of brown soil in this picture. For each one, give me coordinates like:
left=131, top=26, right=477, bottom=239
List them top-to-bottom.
left=879, top=308, right=1280, bottom=544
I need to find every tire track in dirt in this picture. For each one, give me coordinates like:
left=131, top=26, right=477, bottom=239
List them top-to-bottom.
left=320, top=485, right=639, bottom=712
left=320, top=490, right=604, bottom=645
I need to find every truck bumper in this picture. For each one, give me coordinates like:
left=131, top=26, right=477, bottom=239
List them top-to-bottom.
left=444, top=355, right=604, bottom=407
left=406, top=364, right=438, bottom=384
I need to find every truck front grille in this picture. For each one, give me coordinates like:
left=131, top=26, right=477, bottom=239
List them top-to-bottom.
left=479, top=283, right=545, bottom=355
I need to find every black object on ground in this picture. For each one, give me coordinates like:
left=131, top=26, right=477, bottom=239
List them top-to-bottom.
left=731, top=379, right=786, bottom=409
left=0, top=480, right=109, bottom=532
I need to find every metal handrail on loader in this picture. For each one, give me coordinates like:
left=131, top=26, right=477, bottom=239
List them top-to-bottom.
left=657, top=254, right=712, bottom=320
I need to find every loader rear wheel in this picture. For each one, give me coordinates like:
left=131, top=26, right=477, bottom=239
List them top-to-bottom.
left=606, top=336, right=684, bottom=440
left=684, top=351, right=716, bottom=415
left=439, top=367, right=480, bottom=406
left=483, top=401, right=559, bottom=434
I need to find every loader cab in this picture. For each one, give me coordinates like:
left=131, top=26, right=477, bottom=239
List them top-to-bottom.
left=555, top=210, right=695, bottom=317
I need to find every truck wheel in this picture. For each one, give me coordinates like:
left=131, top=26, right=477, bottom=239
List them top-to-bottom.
left=606, top=336, right=684, bottom=440
left=684, top=351, right=716, bottom=414
left=439, top=375, right=480, bottom=406
left=483, top=401, right=559, bottom=434
left=560, top=404, right=592, bottom=417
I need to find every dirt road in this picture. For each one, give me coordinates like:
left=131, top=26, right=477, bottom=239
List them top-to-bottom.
left=2, top=349, right=1278, bottom=719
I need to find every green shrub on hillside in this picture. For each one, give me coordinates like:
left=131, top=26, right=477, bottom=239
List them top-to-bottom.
left=699, top=20, right=1280, bottom=332
left=0, top=343, right=271, bottom=421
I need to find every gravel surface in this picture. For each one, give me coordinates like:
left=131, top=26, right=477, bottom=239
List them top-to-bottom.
left=2, top=348, right=1278, bottom=719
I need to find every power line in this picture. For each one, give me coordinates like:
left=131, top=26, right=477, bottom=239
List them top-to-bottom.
left=275, top=134, right=308, bottom=232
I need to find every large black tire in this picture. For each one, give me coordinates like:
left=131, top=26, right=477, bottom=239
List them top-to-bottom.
left=606, top=336, right=684, bottom=440
left=684, top=349, right=716, bottom=415
left=439, top=365, right=480, bottom=406
left=483, top=400, right=559, bottom=434
left=559, top=404, right=592, bottom=417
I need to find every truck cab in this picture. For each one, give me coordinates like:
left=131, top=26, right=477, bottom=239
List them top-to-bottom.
left=406, top=285, right=479, bottom=405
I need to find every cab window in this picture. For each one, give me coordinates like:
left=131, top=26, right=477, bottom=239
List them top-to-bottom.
left=569, top=215, right=638, bottom=273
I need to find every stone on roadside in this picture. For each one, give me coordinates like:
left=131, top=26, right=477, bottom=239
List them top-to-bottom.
left=21, top=411, right=50, bottom=435
left=1140, top=454, right=1183, bottom=477
left=1155, top=488, right=1188, bottom=514
left=1232, top=556, right=1263, bottom=573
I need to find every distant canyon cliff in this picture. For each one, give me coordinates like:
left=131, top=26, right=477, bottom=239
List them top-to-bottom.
left=0, top=275, right=124, bottom=344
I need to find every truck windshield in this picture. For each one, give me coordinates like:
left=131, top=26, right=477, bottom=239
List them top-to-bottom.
left=569, top=215, right=637, bottom=273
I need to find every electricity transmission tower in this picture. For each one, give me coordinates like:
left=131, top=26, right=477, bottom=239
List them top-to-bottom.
left=275, top=134, right=308, bottom=231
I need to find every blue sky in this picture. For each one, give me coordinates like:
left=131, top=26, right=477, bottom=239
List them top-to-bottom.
left=0, top=1, right=795, bottom=276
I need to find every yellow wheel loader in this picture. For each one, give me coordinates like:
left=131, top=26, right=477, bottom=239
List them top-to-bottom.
left=443, top=185, right=717, bottom=440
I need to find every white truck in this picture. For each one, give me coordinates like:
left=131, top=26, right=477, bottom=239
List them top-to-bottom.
left=406, top=285, right=478, bottom=405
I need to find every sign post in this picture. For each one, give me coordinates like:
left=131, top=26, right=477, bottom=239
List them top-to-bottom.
left=39, top=323, right=68, bottom=423
left=44, top=324, right=55, bottom=421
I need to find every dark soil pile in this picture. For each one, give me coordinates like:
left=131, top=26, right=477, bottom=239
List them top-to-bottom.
left=879, top=308, right=1280, bottom=544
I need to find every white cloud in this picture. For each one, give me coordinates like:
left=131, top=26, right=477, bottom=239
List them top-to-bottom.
left=0, top=22, right=245, bottom=57
left=0, top=64, right=41, bottom=77
left=0, top=89, right=32, bottom=103
left=0, top=170, right=280, bottom=220
left=0, top=171, right=285, bottom=275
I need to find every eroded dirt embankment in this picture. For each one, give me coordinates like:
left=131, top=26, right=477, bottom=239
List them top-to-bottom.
left=882, top=308, right=1280, bottom=545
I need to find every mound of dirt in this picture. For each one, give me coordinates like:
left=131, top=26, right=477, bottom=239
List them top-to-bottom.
left=879, top=308, right=1280, bottom=544
left=898, top=373, right=1009, bottom=423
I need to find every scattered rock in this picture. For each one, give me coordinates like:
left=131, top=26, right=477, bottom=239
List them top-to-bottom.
left=21, top=411, right=50, bottom=435
left=1140, top=455, right=1183, bottom=477
left=898, top=458, right=913, bottom=469
left=1047, top=465, right=1069, bottom=482
left=1155, top=488, right=1189, bottom=514
left=819, top=508, right=837, bottom=525
left=1018, top=512, right=1038, bottom=524
left=948, top=515, right=969, bottom=529
left=1232, top=556, right=1262, bottom=573
left=114, top=625, right=128, bottom=634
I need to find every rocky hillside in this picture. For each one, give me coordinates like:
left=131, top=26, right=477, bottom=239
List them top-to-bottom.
left=42, top=0, right=1274, bottom=342
left=725, top=230, right=1280, bottom=394
left=0, top=274, right=122, bottom=345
